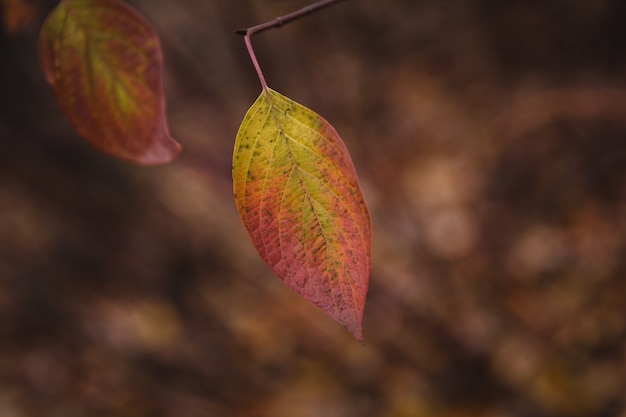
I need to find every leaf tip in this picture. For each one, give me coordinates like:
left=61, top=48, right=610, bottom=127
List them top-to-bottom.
left=133, top=134, right=182, bottom=165
left=341, top=310, right=365, bottom=342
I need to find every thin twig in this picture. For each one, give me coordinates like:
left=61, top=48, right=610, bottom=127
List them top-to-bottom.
left=235, top=0, right=347, bottom=37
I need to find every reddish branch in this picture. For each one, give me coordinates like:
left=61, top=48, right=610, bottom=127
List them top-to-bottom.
left=235, top=0, right=346, bottom=37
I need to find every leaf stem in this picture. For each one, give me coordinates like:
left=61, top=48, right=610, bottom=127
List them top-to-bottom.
left=236, top=0, right=347, bottom=37
left=238, top=0, right=346, bottom=91
left=244, top=33, right=269, bottom=92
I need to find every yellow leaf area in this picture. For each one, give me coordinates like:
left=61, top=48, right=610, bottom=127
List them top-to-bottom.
left=39, top=0, right=180, bottom=165
left=233, top=88, right=371, bottom=341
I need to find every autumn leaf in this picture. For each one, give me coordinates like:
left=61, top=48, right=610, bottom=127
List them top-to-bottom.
left=39, top=0, right=180, bottom=165
left=233, top=88, right=371, bottom=341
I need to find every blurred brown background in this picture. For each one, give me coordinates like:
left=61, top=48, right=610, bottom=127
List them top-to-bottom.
left=1, top=0, right=626, bottom=416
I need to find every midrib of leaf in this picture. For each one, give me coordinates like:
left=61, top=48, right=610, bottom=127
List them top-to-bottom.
left=66, top=5, right=154, bottom=123
left=61, top=13, right=102, bottom=132
left=263, top=90, right=356, bottom=314
left=276, top=101, right=367, bottom=282
left=284, top=124, right=368, bottom=278
left=295, top=154, right=365, bottom=294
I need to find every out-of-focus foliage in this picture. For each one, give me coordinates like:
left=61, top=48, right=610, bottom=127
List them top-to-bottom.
left=1, top=0, right=625, bottom=416
left=39, top=0, right=181, bottom=164
left=234, top=88, right=370, bottom=341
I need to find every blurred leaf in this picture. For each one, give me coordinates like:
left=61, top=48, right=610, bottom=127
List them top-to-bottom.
left=39, top=0, right=180, bottom=165
left=233, top=88, right=371, bottom=341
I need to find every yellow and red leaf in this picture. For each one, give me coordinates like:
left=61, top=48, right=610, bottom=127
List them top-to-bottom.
left=39, top=0, right=180, bottom=164
left=233, top=88, right=371, bottom=341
